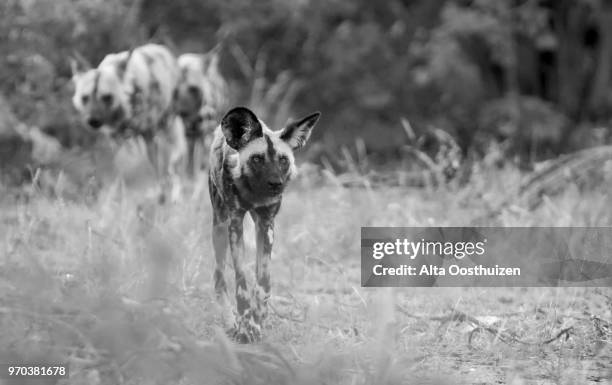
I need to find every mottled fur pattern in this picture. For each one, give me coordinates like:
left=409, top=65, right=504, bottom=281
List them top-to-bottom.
left=71, top=44, right=186, bottom=201
left=175, top=46, right=228, bottom=177
left=208, top=107, right=320, bottom=342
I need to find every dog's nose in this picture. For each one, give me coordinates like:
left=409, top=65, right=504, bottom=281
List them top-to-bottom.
left=187, top=85, right=200, bottom=96
left=87, top=118, right=102, bottom=129
left=268, top=181, right=283, bottom=192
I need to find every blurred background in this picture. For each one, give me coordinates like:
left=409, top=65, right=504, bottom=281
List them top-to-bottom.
left=3, top=0, right=612, bottom=182
left=0, top=2, right=611, bottom=383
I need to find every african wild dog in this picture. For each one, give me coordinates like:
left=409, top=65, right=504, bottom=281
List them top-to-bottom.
left=71, top=44, right=186, bottom=201
left=175, top=45, right=228, bottom=178
left=208, top=107, right=320, bottom=342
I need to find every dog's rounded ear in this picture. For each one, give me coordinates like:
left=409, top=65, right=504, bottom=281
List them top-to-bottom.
left=202, top=43, right=222, bottom=73
left=116, top=48, right=135, bottom=80
left=70, top=51, right=91, bottom=76
left=221, top=107, right=263, bottom=150
left=280, top=112, right=320, bottom=150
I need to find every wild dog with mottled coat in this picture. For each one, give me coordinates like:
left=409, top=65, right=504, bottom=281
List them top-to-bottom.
left=71, top=43, right=186, bottom=201
left=175, top=46, right=228, bottom=177
left=208, top=107, right=320, bottom=342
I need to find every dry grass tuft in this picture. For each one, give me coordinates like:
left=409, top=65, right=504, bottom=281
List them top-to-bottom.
left=0, top=155, right=611, bottom=384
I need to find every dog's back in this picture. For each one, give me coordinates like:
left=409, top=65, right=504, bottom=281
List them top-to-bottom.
left=102, top=44, right=179, bottom=128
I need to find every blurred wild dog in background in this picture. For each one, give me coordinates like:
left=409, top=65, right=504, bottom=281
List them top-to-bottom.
left=71, top=43, right=186, bottom=202
left=175, top=45, right=229, bottom=178
left=208, top=106, right=320, bottom=342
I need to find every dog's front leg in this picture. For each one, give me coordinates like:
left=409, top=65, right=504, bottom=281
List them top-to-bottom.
left=164, top=116, right=186, bottom=202
left=143, top=134, right=167, bottom=203
left=186, top=134, right=197, bottom=179
left=250, top=204, right=279, bottom=329
left=228, top=208, right=259, bottom=342
left=212, top=218, right=234, bottom=331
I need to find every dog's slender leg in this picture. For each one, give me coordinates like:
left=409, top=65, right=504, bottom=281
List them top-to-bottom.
left=167, top=117, right=186, bottom=202
left=144, top=134, right=167, bottom=203
left=191, top=134, right=208, bottom=201
left=144, top=135, right=159, bottom=177
left=186, top=135, right=196, bottom=179
left=166, top=155, right=182, bottom=203
left=209, top=174, right=234, bottom=330
left=250, top=204, right=280, bottom=328
left=228, top=209, right=260, bottom=342
left=229, top=210, right=248, bottom=314
left=212, top=217, right=234, bottom=330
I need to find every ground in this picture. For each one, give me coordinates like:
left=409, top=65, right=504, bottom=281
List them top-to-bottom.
left=0, top=163, right=611, bottom=385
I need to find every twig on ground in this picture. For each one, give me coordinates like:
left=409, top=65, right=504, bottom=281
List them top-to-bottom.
left=395, top=305, right=577, bottom=347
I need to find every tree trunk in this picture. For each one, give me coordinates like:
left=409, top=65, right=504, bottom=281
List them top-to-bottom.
left=554, top=0, right=589, bottom=120
left=587, top=4, right=612, bottom=119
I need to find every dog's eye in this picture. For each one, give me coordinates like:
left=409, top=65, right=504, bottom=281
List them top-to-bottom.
left=100, top=94, right=113, bottom=105
left=81, top=95, right=89, bottom=105
left=251, top=154, right=264, bottom=164
left=278, top=156, right=289, bottom=167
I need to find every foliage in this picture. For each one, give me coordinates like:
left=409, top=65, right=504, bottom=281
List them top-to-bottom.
left=2, top=0, right=612, bottom=166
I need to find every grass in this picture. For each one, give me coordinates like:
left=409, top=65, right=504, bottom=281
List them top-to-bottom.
left=0, top=157, right=611, bottom=385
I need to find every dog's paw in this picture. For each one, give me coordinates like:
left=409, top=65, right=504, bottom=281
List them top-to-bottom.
left=232, top=314, right=262, bottom=343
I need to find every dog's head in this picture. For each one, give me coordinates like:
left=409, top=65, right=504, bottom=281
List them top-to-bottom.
left=175, top=48, right=222, bottom=127
left=70, top=54, right=132, bottom=132
left=221, top=107, right=320, bottom=198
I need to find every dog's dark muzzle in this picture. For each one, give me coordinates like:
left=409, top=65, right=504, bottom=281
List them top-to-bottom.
left=87, top=118, right=103, bottom=130
left=267, top=181, right=284, bottom=195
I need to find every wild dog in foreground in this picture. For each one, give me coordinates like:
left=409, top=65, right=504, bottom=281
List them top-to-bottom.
left=71, top=44, right=186, bottom=202
left=175, top=46, right=228, bottom=178
left=209, top=107, right=320, bottom=342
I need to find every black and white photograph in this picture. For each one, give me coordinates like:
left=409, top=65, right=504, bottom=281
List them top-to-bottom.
left=0, top=1, right=611, bottom=384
